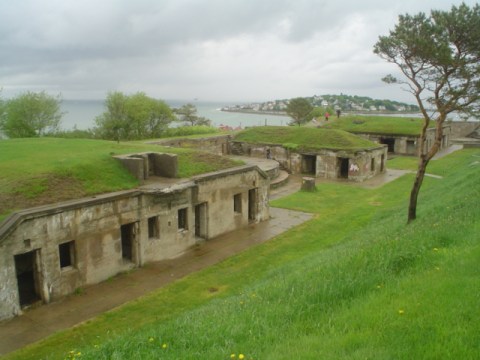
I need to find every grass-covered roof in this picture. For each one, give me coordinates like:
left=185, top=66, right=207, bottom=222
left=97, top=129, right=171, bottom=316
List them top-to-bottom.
left=322, top=115, right=430, bottom=136
left=234, top=126, right=379, bottom=151
left=0, top=138, right=242, bottom=221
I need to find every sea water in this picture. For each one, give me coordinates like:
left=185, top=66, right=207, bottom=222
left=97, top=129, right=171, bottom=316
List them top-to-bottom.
left=61, top=99, right=291, bottom=130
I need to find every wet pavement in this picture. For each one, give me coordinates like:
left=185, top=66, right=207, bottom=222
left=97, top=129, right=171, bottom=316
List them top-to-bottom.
left=0, top=178, right=312, bottom=355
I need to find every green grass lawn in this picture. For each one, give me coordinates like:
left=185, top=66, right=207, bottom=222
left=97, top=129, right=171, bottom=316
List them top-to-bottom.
left=322, top=115, right=432, bottom=136
left=234, top=126, right=379, bottom=151
left=0, top=138, right=242, bottom=222
left=6, top=149, right=479, bottom=360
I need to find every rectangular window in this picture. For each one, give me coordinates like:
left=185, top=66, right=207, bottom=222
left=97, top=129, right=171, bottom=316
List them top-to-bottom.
left=233, top=193, right=242, bottom=213
left=178, top=208, right=188, bottom=230
left=148, top=216, right=159, bottom=239
left=59, top=241, right=75, bottom=269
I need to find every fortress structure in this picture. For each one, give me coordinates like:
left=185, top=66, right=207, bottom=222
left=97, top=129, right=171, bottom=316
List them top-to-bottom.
left=2, top=120, right=477, bottom=321
left=0, top=153, right=269, bottom=320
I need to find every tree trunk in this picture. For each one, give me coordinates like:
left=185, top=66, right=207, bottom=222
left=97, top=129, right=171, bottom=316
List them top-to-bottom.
left=408, top=113, right=444, bottom=223
left=407, top=156, right=429, bottom=223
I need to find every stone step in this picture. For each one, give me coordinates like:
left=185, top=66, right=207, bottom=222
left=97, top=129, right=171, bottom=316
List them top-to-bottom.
left=270, top=170, right=289, bottom=189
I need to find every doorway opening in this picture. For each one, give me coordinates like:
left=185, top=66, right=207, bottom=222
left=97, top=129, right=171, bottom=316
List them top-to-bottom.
left=380, top=138, right=395, bottom=153
left=381, top=154, right=385, bottom=172
left=302, top=155, right=316, bottom=175
left=338, top=158, right=349, bottom=179
left=248, top=188, right=257, bottom=222
left=195, top=202, right=208, bottom=239
left=120, top=223, right=135, bottom=261
left=14, top=251, right=41, bottom=307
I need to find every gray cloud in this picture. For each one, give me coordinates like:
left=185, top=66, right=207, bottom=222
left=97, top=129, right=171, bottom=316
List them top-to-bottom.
left=0, top=0, right=477, bottom=102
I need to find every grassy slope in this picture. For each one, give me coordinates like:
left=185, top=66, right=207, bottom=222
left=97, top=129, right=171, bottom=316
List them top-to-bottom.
left=322, top=115, right=431, bottom=136
left=234, top=126, right=378, bottom=150
left=0, top=138, right=242, bottom=222
left=5, top=150, right=480, bottom=360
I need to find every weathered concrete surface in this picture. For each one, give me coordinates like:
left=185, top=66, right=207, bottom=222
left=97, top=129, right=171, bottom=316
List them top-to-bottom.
left=0, top=206, right=313, bottom=355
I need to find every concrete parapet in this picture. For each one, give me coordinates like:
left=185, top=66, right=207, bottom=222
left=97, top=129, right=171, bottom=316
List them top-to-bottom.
left=114, top=152, right=178, bottom=181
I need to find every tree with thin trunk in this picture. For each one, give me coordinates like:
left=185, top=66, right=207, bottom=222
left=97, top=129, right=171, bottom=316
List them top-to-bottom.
left=374, top=3, right=480, bottom=223
left=286, top=97, right=313, bottom=126
left=175, top=104, right=211, bottom=126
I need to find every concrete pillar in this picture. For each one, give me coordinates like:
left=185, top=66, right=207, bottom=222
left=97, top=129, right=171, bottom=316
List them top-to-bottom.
left=301, top=177, right=316, bottom=192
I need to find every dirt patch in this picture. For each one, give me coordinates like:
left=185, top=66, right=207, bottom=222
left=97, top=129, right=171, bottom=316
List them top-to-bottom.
left=0, top=175, right=87, bottom=217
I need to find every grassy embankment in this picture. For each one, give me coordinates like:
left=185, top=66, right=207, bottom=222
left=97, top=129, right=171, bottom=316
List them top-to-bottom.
left=321, top=114, right=432, bottom=136
left=234, top=126, right=379, bottom=151
left=0, top=138, right=242, bottom=222
left=6, top=148, right=480, bottom=360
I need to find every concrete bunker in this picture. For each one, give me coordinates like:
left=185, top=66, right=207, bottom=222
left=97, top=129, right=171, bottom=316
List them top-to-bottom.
left=229, top=141, right=387, bottom=182
left=0, top=164, right=270, bottom=321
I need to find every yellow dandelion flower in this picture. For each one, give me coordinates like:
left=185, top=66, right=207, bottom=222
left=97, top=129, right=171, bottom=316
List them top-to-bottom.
left=398, top=309, right=404, bottom=315
left=149, top=337, right=154, bottom=342
left=162, top=343, right=168, bottom=349
left=77, top=352, right=81, bottom=356
left=231, top=354, right=236, bottom=359
left=239, top=354, right=245, bottom=360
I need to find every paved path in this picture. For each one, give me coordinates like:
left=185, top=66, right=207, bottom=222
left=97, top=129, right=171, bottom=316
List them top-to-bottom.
left=0, top=186, right=312, bottom=355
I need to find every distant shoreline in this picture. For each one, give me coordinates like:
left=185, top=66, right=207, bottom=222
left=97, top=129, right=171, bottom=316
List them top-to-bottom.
left=220, top=108, right=422, bottom=117
left=220, top=108, right=288, bottom=117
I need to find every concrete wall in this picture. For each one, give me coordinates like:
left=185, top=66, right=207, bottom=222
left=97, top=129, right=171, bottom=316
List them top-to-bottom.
left=449, top=121, right=480, bottom=139
left=229, top=141, right=387, bottom=182
left=0, top=166, right=268, bottom=321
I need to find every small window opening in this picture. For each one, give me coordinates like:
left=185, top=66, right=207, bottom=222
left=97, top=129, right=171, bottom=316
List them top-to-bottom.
left=371, top=158, right=375, bottom=171
left=234, top=193, right=242, bottom=213
left=148, top=216, right=159, bottom=239
left=59, top=241, right=75, bottom=269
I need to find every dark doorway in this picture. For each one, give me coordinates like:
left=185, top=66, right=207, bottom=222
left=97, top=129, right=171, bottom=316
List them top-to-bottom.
left=380, top=138, right=395, bottom=153
left=302, top=155, right=316, bottom=175
left=381, top=155, right=385, bottom=172
left=338, top=158, right=349, bottom=179
left=248, top=188, right=257, bottom=222
left=195, top=202, right=208, bottom=239
left=120, top=223, right=135, bottom=261
left=14, top=251, right=41, bottom=307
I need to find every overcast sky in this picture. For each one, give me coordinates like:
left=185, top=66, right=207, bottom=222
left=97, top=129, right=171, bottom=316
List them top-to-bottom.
left=0, top=0, right=476, bottom=103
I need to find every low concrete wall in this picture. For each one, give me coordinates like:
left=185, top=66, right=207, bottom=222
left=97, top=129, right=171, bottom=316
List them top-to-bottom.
left=449, top=121, right=480, bottom=138
left=152, top=153, right=177, bottom=178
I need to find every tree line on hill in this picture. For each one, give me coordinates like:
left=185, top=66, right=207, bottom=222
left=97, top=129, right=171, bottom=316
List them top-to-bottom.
left=0, top=91, right=212, bottom=140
